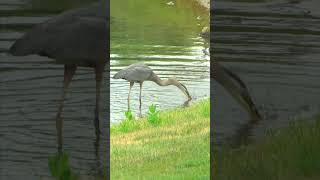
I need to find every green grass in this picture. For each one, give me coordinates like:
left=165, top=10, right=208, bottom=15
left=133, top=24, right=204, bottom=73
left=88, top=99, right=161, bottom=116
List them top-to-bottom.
left=110, top=99, right=210, bottom=180
left=215, top=115, right=320, bottom=180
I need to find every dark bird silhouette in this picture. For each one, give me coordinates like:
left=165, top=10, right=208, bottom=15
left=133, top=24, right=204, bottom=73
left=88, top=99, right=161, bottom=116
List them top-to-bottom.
left=9, top=1, right=109, bottom=152
left=199, top=26, right=261, bottom=120
left=212, top=61, right=261, bottom=121
left=113, top=63, right=192, bottom=113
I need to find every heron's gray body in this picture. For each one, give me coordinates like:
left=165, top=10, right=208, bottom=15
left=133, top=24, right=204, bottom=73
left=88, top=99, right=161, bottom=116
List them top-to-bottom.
left=9, top=2, right=109, bottom=67
left=113, top=63, right=155, bottom=82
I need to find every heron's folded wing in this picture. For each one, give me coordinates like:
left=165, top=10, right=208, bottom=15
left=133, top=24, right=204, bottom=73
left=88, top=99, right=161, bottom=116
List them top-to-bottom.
left=9, top=5, right=109, bottom=65
left=121, top=65, right=153, bottom=82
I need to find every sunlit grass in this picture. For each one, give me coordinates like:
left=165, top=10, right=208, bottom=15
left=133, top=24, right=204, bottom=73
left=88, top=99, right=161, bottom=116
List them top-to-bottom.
left=110, top=99, right=210, bottom=179
left=215, top=115, right=320, bottom=180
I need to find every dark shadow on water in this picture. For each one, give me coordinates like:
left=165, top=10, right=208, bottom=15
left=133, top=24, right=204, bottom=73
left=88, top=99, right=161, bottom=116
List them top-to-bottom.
left=179, top=99, right=192, bottom=108
left=226, top=120, right=261, bottom=148
left=94, top=139, right=104, bottom=177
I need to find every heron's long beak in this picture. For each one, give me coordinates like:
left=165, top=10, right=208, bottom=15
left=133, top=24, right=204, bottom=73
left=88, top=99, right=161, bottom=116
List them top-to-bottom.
left=177, top=83, right=192, bottom=100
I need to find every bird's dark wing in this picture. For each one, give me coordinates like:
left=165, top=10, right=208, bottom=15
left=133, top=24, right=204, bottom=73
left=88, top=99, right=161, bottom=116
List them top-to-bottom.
left=9, top=4, right=109, bottom=66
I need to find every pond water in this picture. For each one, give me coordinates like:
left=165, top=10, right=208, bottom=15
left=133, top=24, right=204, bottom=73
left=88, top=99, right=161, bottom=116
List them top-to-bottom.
left=110, top=0, right=210, bottom=123
left=213, top=0, right=320, bottom=147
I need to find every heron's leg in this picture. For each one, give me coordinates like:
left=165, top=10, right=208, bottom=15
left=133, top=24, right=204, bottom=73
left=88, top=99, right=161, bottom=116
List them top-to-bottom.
left=56, top=64, right=77, bottom=153
left=94, top=66, right=104, bottom=141
left=128, top=82, right=134, bottom=111
left=139, top=82, right=143, bottom=115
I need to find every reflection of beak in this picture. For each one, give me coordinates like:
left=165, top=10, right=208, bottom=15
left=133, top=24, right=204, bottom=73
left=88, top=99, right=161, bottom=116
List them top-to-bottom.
left=213, top=62, right=262, bottom=121
left=178, top=83, right=192, bottom=100
left=240, top=93, right=262, bottom=121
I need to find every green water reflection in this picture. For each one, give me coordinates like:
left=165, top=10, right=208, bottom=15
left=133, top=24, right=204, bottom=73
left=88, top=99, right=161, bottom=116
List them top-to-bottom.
left=110, top=0, right=210, bottom=122
left=111, top=0, right=208, bottom=57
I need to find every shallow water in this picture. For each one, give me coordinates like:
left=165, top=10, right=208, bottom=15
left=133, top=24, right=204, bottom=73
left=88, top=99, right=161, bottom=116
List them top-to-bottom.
left=110, top=0, right=210, bottom=123
left=213, top=0, right=320, bottom=147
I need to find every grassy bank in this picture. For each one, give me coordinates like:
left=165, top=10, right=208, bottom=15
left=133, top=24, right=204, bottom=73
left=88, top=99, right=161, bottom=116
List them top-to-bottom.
left=110, top=99, right=210, bottom=179
left=215, top=115, right=320, bottom=180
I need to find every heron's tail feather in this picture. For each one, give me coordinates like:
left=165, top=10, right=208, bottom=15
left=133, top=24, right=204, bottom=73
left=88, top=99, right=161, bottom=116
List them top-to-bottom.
left=9, top=25, right=48, bottom=56
left=9, top=38, right=34, bottom=56
left=113, top=70, right=125, bottom=79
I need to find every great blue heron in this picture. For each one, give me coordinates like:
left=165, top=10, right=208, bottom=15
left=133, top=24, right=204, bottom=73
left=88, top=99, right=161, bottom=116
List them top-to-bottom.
left=9, top=2, right=109, bottom=152
left=113, top=63, right=192, bottom=113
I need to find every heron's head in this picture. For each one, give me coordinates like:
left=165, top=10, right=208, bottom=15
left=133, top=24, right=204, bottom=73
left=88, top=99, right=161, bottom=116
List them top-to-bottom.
left=168, top=77, right=192, bottom=100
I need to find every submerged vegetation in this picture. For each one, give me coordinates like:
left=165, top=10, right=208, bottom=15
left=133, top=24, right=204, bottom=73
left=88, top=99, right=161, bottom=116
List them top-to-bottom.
left=110, top=99, right=210, bottom=179
left=215, top=115, right=320, bottom=180
left=48, top=152, right=78, bottom=180
left=48, top=152, right=105, bottom=180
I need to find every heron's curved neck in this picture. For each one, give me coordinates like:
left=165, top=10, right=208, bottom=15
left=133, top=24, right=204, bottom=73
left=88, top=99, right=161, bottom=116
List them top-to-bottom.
left=152, top=74, right=171, bottom=86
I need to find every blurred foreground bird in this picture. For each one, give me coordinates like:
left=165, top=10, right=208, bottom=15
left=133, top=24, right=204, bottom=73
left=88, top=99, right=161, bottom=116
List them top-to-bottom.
left=9, top=1, right=109, bottom=152
left=199, top=26, right=261, bottom=120
left=212, top=61, right=262, bottom=121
